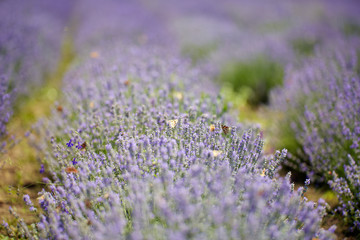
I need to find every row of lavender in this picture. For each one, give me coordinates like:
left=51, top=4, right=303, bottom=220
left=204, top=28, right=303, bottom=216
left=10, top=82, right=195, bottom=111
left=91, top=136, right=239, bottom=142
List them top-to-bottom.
left=0, top=0, right=73, bottom=147
left=71, top=0, right=360, bottom=68
left=161, top=0, right=360, bottom=63
left=272, top=39, right=360, bottom=231
left=7, top=43, right=334, bottom=239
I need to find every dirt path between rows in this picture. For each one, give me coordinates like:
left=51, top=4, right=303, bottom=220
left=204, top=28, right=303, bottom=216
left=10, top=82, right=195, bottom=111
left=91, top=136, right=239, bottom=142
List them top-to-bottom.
left=0, top=34, right=75, bottom=231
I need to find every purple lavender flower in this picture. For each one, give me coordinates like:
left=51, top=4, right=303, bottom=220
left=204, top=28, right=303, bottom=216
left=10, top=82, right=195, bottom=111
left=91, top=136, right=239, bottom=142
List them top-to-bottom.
left=66, top=139, right=74, bottom=148
left=75, top=142, right=82, bottom=149
left=23, top=194, right=36, bottom=212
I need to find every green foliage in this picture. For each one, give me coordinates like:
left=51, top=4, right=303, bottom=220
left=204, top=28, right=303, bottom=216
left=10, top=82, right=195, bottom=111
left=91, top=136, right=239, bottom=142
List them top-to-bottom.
left=257, top=21, right=289, bottom=33
left=343, top=21, right=360, bottom=36
left=291, top=38, right=318, bottom=56
left=357, top=49, right=360, bottom=75
left=218, top=56, right=284, bottom=106
left=274, top=120, right=301, bottom=159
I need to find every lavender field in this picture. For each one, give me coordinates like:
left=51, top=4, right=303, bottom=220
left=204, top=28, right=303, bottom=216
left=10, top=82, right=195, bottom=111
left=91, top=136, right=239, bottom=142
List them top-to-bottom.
left=0, top=0, right=360, bottom=239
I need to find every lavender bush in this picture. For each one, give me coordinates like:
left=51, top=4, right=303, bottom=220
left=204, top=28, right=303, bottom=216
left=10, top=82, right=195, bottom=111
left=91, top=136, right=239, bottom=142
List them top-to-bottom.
left=272, top=39, right=360, bottom=231
left=1, top=43, right=334, bottom=239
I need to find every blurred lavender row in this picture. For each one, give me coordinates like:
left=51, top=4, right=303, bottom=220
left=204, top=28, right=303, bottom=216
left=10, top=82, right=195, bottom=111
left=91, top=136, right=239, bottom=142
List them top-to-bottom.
left=0, top=0, right=73, bottom=139
left=70, top=0, right=173, bottom=55
left=70, top=0, right=360, bottom=69
left=153, top=0, right=359, bottom=64
left=156, top=0, right=360, bottom=105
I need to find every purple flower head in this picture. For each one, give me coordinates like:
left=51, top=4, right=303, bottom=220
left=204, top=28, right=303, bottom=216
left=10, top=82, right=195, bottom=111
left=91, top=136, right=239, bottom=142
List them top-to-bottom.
left=66, top=139, right=74, bottom=148
left=75, top=142, right=82, bottom=149
left=23, top=194, right=36, bottom=212
left=23, top=195, right=32, bottom=206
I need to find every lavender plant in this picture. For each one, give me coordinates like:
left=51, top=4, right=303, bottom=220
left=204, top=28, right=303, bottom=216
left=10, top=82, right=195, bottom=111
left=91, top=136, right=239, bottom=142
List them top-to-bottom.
left=272, top=39, right=360, bottom=231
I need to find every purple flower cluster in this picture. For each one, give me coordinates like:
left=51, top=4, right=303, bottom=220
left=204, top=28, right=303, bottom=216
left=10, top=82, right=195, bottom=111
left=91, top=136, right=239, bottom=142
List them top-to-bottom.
left=272, top=39, right=360, bottom=230
left=329, top=155, right=360, bottom=231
